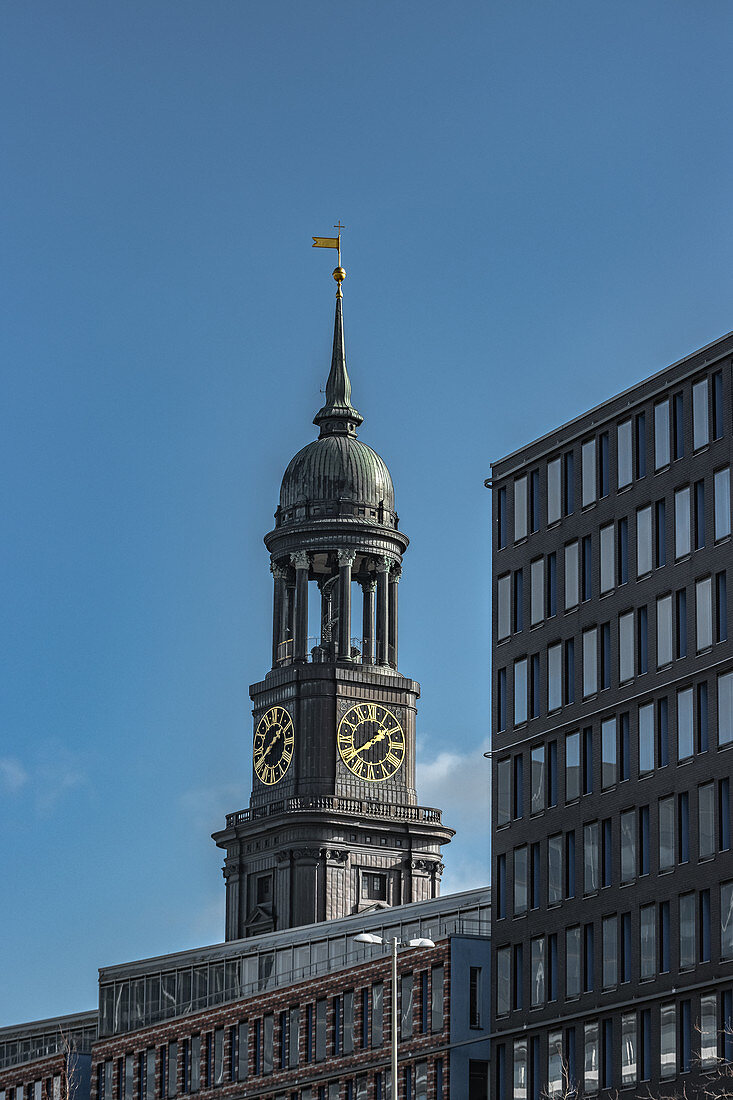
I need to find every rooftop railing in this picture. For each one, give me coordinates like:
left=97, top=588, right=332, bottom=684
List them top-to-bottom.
left=225, top=797, right=443, bottom=830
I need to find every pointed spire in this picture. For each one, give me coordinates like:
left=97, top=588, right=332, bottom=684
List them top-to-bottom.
left=313, top=296, right=364, bottom=437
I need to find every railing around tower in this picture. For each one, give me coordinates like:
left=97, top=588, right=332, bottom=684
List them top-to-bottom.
left=275, top=637, right=396, bottom=668
left=225, top=796, right=444, bottom=829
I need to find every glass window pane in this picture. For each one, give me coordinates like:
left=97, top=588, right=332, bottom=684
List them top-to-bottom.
left=693, top=379, right=709, bottom=450
left=654, top=401, right=670, bottom=469
left=618, top=420, right=632, bottom=488
left=582, top=440, right=596, bottom=507
left=547, top=459, right=561, bottom=524
left=716, top=468, right=731, bottom=540
left=514, top=477, right=528, bottom=541
left=675, top=488, right=691, bottom=559
left=637, top=506, right=652, bottom=576
left=600, top=525, right=614, bottom=593
left=565, top=542, right=579, bottom=609
left=530, top=559, right=544, bottom=626
left=497, top=574, right=511, bottom=641
left=696, top=577, right=713, bottom=651
left=657, top=595, right=673, bottom=667
left=619, top=612, right=634, bottom=682
left=583, top=629, right=597, bottom=698
left=548, top=644, right=562, bottom=712
left=514, top=659, right=527, bottom=726
left=720, top=672, right=733, bottom=745
left=677, top=688, right=694, bottom=760
left=639, top=703, right=654, bottom=773
left=601, top=718, right=616, bottom=788
left=566, top=732, right=580, bottom=802
left=531, top=746, right=545, bottom=814
left=497, top=759, right=511, bottom=827
left=699, top=783, right=715, bottom=859
left=659, top=796, right=675, bottom=870
left=621, top=809, right=636, bottom=882
left=583, top=823, right=599, bottom=894
left=548, top=835, right=563, bottom=905
left=514, top=847, right=528, bottom=914
left=721, top=883, right=733, bottom=959
left=679, top=894, right=695, bottom=968
left=640, top=905, right=655, bottom=978
left=602, top=917, right=617, bottom=989
left=566, top=927, right=580, bottom=998
left=530, top=938, right=545, bottom=1007
left=497, top=948, right=510, bottom=1016
left=700, top=995, right=717, bottom=1067
left=660, top=1004, right=676, bottom=1078
left=621, top=1014, right=637, bottom=1086
left=584, top=1021, right=599, bottom=1094
left=547, top=1032, right=563, bottom=1097
left=513, top=1039, right=527, bottom=1100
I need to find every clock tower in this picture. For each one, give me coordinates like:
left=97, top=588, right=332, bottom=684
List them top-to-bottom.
left=213, top=266, right=453, bottom=940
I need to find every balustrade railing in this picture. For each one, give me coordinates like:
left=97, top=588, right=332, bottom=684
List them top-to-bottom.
left=226, top=797, right=442, bottom=829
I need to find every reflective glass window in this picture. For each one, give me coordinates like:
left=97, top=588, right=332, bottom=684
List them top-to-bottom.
left=693, top=378, right=709, bottom=449
left=654, top=400, right=670, bottom=468
left=617, top=420, right=632, bottom=488
left=582, top=440, right=596, bottom=507
left=547, top=459, right=561, bottom=525
left=715, top=468, right=731, bottom=539
left=514, top=477, right=527, bottom=542
left=675, top=487, right=691, bottom=559
left=637, top=506, right=652, bottom=576
left=600, top=524, right=614, bottom=594
left=565, top=541, right=579, bottom=609
left=530, top=559, right=544, bottom=626
left=697, top=577, right=713, bottom=650
left=656, top=595, right=673, bottom=667
left=619, top=612, right=634, bottom=683
left=583, top=628, right=597, bottom=698
left=547, top=644, right=562, bottom=712
left=601, top=717, right=616, bottom=788
left=659, top=796, right=674, bottom=870
left=621, top=810, right=636, bottom=882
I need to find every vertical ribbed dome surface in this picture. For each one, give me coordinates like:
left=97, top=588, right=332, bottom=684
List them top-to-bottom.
left=279, top=434, right=395, bottom=511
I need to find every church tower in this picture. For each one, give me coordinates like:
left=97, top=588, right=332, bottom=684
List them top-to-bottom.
left=213, top=259, right=453, bottom=940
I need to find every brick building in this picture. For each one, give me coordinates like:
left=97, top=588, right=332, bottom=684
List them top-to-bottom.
left=489, top=331, right=733, bottom=1099
left=0, top=1012, right=96, bottom=1100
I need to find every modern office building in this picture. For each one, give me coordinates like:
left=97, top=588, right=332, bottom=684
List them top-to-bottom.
left=490, top=331, right=733, bottom=1099
left=0, top=1012, right=96, bottom=1100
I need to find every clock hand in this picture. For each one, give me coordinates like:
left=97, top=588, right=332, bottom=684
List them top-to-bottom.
left=357, top=727, right=389, bottom=754
left=263, top=728, right=283, bottom=760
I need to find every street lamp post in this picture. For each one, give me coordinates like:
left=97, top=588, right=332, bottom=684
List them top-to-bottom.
left=354, top=932, right=436, bottom=1099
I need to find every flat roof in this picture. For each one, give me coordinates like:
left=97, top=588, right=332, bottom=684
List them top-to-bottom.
left=491, top=328, right=733, bottom=480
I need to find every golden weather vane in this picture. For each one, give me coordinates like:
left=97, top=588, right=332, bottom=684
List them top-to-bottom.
left=312, top=222, right=346, bottom=297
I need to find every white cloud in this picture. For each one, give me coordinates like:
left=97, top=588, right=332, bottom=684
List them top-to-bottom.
left=417, top=735, right=491, bottom=895
left=0, top=757, right=28, bottom=793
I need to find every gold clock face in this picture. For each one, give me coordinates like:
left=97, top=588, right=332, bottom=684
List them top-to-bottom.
left=337, top=702, right=405, bottom=782
left=253, top=706, right=295, bottom=786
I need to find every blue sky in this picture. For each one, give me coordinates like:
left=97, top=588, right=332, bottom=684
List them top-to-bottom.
left=2, top=0, right=733, bottom=1025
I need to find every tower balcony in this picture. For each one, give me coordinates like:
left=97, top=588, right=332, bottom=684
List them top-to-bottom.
left=225, top=795, right=445, bottom=829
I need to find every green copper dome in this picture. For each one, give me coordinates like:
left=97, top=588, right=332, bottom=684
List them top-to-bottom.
left=279, top=434, right=395, bottom=512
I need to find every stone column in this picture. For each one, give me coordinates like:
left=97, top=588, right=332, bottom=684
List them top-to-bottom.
left=337, top=550, right=356, bottom=661
left=291, top=551, right=310, bottom=662
left=375, top=556, right=391, bottom=665
left=270, top=562, right=288, bottom=667
left=388, top=565, right=401, bottom=669
left=361, top=578, right=376, bottom=664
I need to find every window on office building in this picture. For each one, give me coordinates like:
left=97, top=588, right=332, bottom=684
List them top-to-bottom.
left=713, top=370, right=724, bottom=438
left=693, top=378, right=709, bottom=449
left=673, top=392, right=684, bottom=459
left=654, top=400, right=670, bottom=468
left=636, top=411, right=647, bottom=477
left=618, top=420, right=632, bottom=488
left=599, top=433, right=610, bottom=497
left=582, top=440, right=596, bottom=507
left=564, top=451, right=575, bottom=515
left=547, top=459, right=561, bottom=525
left=715, top=468, right=731, bottom=540
left=530, top=470, right=540, bottom=533
left=514, top=477, right=528, bottom=542
left=695, top=479, right=705, bottom=548
left=497, top=486, right=507, bottom=549
left=675, top=487, right=691, bottom=558
left=655, top=498, right=667, bottom=566
left=637, top=506, right=652, bottom=576
left=600, top=524, right=614, bottom=594
left=581, top=535, right=592, bottom=600
left=565, top=542, right=579, bottom=609
left=530, top=559, right=544, bottom=626
left=717, top=572, right=728, bottom=642
left=497, top=574, right=511, bottom=641
left=697, top=577, right=713, bottom=651
left=657, top=595, right=673, bottom=667
left=619, top=612, right=634, bottom=683
left=583, top=629, right=597, bottom=698
left=548, top=643, right=562, bottom=712
left=514, top=659, right=528, bottom=726
left=719, top=672, right=733, bottom=746
left=677, top=688, right=694, bottom=760
left=638, top=702, right=654, bottom=774
left=601, top=718, right=616, bottom=788
left=566, top=732, right=580, bottom=801
left=530, top=746, right=544, bottom=814
left=496, top=759, right=510, bottom=826
left=699, top=782, right=715, bottom=859
left=659, top=796, right=674, bottom=870
left=621, top=810, right=635, bottom=883
left=584, top=823, right=599, bottom=895
left=548, top=835, right=562, bottom=906
left=514, top=847, right=528, bottom=915
left=721, top=883, right=733, bottom=959
left=679, top=893, right=695, bottom=969
left=639, top=905, right=655, bottom=979
left=566, top=927, right=581, bottom=998
left=530, top=939, right=544, bottom=1007
left=497, top=948, right=510, bottom=1016
left=701, top=995, right=717, bottom=1067
left=660, top=1004, right=676, bottom=1079
left=620, top=1014, right=637, bottom=1088
left=584, top=1022, right=599, bottom=1095
left=547, top=1033, right=563, bottom=1098
left=513, top=1039, right=527, bottom=1100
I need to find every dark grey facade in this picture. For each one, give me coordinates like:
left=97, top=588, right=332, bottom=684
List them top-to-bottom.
left=214, top=292, right=453, bottom=939
left=490, top=332, right=733, bottom=1099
